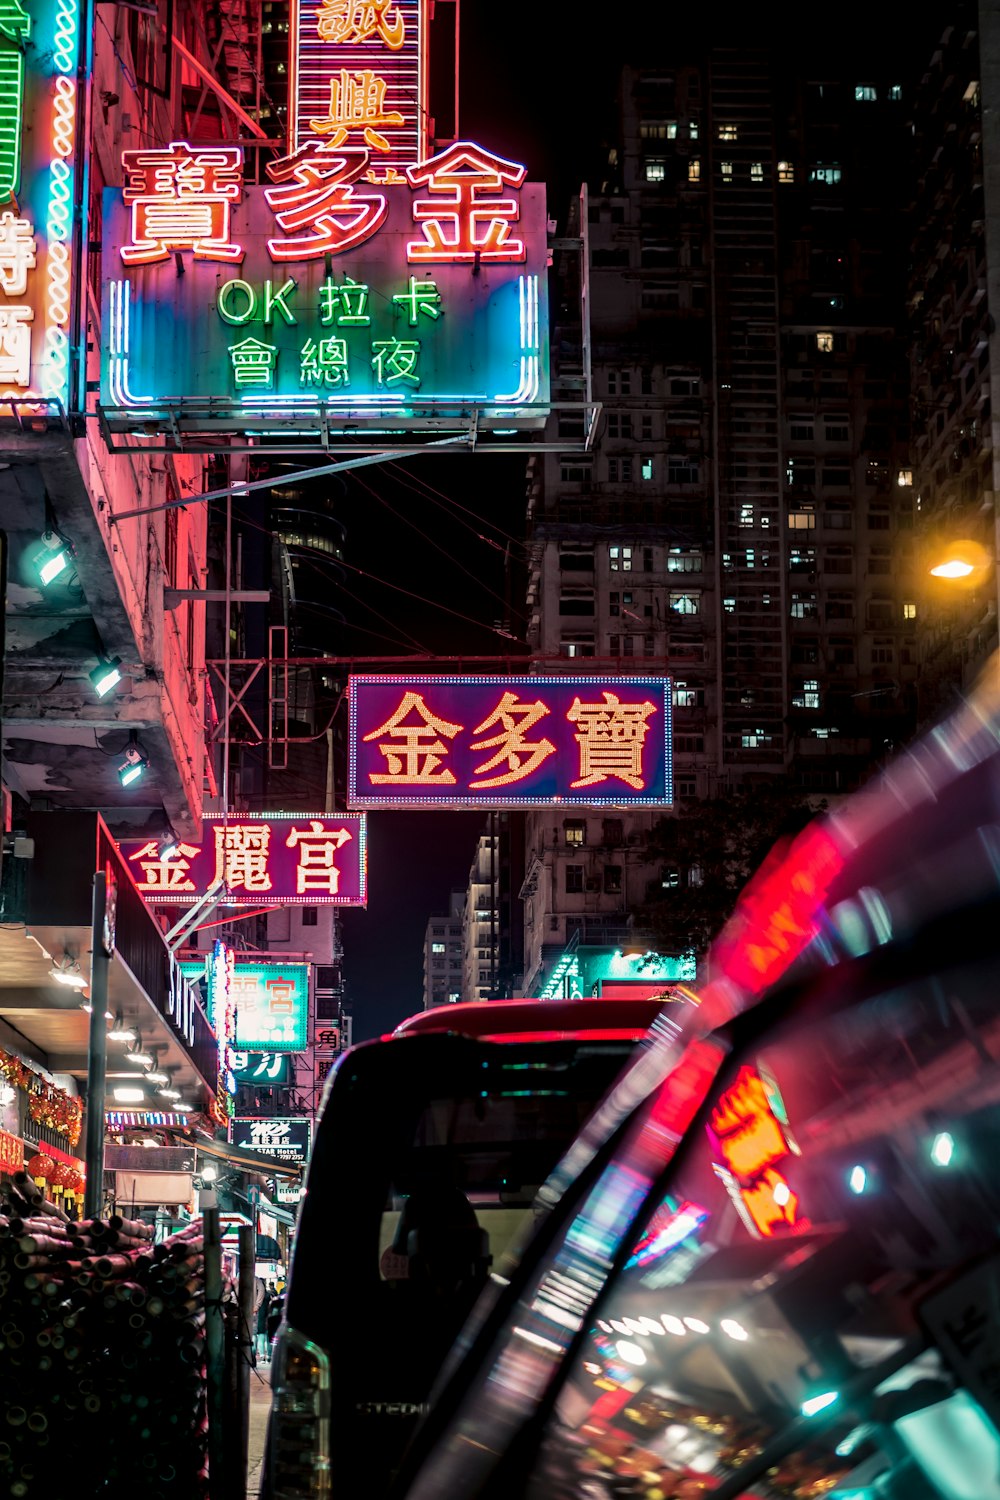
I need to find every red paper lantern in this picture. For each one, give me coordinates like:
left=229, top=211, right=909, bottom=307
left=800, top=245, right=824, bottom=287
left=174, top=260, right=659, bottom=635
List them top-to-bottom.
left=26, top=1153, right=55, bottom=1186
left=50, top=1161, right=73, bottom=1189
left=70, top=1170, right=85, bottom=1195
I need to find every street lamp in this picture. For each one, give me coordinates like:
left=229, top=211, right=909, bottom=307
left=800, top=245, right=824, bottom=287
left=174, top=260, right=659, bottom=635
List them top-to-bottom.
left=927, top=538, right=990, bottom=586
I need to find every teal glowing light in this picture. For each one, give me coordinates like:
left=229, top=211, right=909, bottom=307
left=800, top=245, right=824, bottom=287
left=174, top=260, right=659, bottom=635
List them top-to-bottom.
left=38, top=541, right=71, bottom=585
left=89, top=657, right=122, bottom=698
left=119, top=760, right=144, bottom=787
left=930, top=1131, right=955, bottom=1167
left=848, top=1163, right=868, bottom=1195
left=800, top=1390, right=839, bottom=1418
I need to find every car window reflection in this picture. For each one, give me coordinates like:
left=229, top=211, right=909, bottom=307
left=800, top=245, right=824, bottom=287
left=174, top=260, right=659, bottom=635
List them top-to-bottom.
left=525, top=968, right=1000, bottom=1500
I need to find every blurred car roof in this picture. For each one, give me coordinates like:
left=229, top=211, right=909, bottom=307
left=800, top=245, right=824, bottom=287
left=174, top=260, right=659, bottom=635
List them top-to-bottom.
left=391, top=993, right=694, bottom=1043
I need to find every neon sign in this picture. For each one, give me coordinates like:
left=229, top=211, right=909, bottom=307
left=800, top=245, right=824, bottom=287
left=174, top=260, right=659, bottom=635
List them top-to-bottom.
left=0, top=0, right=82, bottom=407
left=290, top=0, right=424, bottom=178
left=100, top=140, right=549, bottom=426
left=348, top=676, right=673, bottom=808
left=119, top=812, right=368, bottom=906
left=184, top=957, right=311, bottom=1053
left=707, top=1065, right=803, bottom=1238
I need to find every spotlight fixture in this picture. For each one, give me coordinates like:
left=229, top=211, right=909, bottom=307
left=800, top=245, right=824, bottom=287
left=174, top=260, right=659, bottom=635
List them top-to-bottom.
left=35, top=529, right=73, bottom=588
left=89, top=656, right=123, bottom=699
left=118, top=731, right=150, bottom=788
left=157, top=828, right=181, bottom=861
left=50, top=956, right=88, bottom=989
left=81, top=1001, right=113, bottom=1018
left=107, top=1013, right=138, bottom=1043
left=124, top=1045, right=154, bottom=1067
left=145, top=1067, right=170, bottom=1086
left=112, top=1085, right=146, bottom=1103
left=157, top=1085, right=182, bottom=1101
left=172, top=1102, right=193, bottom=1114
left=200, top=1161, right=218, bottom=1182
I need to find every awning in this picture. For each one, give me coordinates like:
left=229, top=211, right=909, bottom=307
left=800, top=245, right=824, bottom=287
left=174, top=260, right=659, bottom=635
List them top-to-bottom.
left=185, top=1131, right=304, bottom=1181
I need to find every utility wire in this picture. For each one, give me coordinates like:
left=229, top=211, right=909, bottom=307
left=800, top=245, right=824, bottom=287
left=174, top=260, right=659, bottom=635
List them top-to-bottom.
left=380, top=459, right=532, bottom=557
left=349, top=470, right=530, bottom=627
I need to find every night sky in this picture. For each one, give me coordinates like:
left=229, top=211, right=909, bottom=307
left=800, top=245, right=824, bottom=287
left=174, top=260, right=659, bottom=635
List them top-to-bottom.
left=337, top=2, right=933, bottom=1040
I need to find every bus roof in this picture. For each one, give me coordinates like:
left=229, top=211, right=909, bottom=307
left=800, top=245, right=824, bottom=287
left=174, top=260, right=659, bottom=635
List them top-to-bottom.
left=391, top=994, right=692, bottom=1043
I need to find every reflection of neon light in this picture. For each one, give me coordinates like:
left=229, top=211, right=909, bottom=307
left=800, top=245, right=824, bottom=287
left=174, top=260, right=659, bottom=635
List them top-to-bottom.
left=626, top=1199, right=708, bottom=1268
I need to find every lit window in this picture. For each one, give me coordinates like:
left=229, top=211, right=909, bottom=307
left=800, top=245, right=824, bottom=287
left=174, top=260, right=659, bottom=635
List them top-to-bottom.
left=855, top=84, right=877, bottom=102
left=888, top=84, right=902, bottom=101
left=640, top=120, right=674, bottom=139
left=689, top=120, right=699, bottom=139
left=718, top=123, right=738, bottom=140
left=645, top=158, right=666, bottom=184
left=688, top=158, right=701, bottom=183
left=720, top=160, right=733, bottom=182
left=777, top=160, right=795, bottom=184
left=750, top=161, right=764, bottom=182
left=809, top=165, right=842, bottom=185
left=816, top=331, right=834, bottom=353
left=641, top=457, right=654, bottom=480
left=896, top=468, right=913, bottom=487
left=739, top=503, right=755, bottom=528
left=788, top=509, right=816, bottom=530
left=609, top=545, right=633, bottom=572
left=667, top=549, right=703, bottom=572
left=669, top=592, right=700, bottom=616
left=790, top=593, right=818, bottom=618
left=723, top=595, right=736, bottom=613
left=903, top=601, right=917, bottom=620
left=560, top=634, right=595, bottom=658
left=792, top=680, right=821, bottom=709
left=673, top=683, right=703, bottom=708
left=741, top=728, right=772, bottom=748
left=564, top=820, right=586, bottom=846
left=431, top=941, right=446, bottom=954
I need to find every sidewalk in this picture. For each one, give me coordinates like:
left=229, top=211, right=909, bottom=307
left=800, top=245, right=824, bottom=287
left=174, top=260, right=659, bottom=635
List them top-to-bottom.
left=247, top=1358, right=273, bottom=1498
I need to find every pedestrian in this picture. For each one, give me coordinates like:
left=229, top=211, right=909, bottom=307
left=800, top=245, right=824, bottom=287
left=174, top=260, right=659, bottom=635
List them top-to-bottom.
left=256, top=1281, right=274, bottom=1363
left=266, top=1290, right=284, bottom=1351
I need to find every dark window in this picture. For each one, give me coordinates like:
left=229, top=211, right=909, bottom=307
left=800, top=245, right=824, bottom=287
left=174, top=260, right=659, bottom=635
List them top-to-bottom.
left=565, top=864, right=585, bottom=894
left=603, top=866, right=623, bottom=895
left=301, top=907, right=318, bottom=927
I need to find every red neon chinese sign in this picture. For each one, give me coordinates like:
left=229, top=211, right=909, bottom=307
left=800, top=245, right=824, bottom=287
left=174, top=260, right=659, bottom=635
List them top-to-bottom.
left=291, top=0, right=424, bottom=181
left=120, top=143, right=245, bottom=265
left=120, top=813, right=368, bottom=906
left=707, top=1065, right=803, bottom=1238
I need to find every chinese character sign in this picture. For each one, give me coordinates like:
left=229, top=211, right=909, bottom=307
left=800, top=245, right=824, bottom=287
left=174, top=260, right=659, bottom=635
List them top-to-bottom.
left=0, top=0, right=83, bottom=405
left=291, top=0, right=424, bottom=178
left=100, top=143, right=549, bottom=425
left=348, top=677, right=673, bottom=808
left=121, top=813, right=367, bottom=906
left=179, top=958, right=310, bottom=1053
left=230, top=963, right=310, bottom=1052
left=231, top=1051, right=294, bottom=1086
left=707, top=1066, right=803, bottom=1239
left=232, top=1116, right=312, bottom=1164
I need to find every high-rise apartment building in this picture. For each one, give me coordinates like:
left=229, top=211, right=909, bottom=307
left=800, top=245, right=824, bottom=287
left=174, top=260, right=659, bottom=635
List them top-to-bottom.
left=910, top=5, right=1000, bottom=714
left=523, top=39, right=920, bottom=995
left=464, top=836, right=501, bottom=1003
left=423, top=892, right=465, bottom=1009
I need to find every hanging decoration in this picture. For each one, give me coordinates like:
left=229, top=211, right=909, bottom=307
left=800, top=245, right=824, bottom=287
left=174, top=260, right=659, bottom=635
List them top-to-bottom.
left=0, top=1046, right=84, bottom=1146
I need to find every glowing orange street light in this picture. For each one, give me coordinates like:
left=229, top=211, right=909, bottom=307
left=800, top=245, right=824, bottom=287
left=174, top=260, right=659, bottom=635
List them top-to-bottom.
left=927, top=539, right=990, bottom=585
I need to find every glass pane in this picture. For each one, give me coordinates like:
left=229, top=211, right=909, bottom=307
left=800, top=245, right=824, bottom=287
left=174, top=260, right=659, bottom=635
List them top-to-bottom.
left=526, top=964, right=1000, bottom=1499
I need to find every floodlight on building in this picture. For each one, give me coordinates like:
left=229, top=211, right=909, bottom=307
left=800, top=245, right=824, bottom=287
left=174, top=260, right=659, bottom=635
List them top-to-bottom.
left=36, top=529, right=73, bottom=587
left=89, top=657, right=123, bottom=698
left=118, top=732, right=150, bottom=788
left=50, top=956, right=88, bottom=989
left=107, top=1013, right=137, bottom=1043
left=112, top=1086, right=146, bottom=1103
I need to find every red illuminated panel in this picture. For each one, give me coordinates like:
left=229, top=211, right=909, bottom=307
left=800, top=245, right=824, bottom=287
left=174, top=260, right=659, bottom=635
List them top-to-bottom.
left=290, top=0, right=425, bottom=180
left=119, top=813, right=368, bottom=906
left=708, top=1065, right=804, bottom=1239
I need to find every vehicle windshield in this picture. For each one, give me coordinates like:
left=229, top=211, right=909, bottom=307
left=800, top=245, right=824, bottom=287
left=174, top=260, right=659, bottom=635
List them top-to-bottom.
left=524, top=951, right=1000, bottom=1499
left=286, top=1031, right=647, bottom=1493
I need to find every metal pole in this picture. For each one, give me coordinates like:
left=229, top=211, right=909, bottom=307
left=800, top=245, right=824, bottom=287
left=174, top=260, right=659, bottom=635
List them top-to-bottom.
left=83, top=871, right=109, bottom=1219
left=204, top=1195, right=227, bottom=1498
left=237, top=1223, right=255, bottom=1494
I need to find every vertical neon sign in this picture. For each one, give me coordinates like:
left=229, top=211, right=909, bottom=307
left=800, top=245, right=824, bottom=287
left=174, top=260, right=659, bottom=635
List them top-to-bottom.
left=0, top=0, right=82, bottom=408
left=290, top=0, right=426, bottom=182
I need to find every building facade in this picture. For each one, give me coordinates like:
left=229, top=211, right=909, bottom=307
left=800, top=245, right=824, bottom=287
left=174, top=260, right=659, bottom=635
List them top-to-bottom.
left=523, top=41, right=920, bottom=995
left=423, top=892, right=465, bottom=1009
